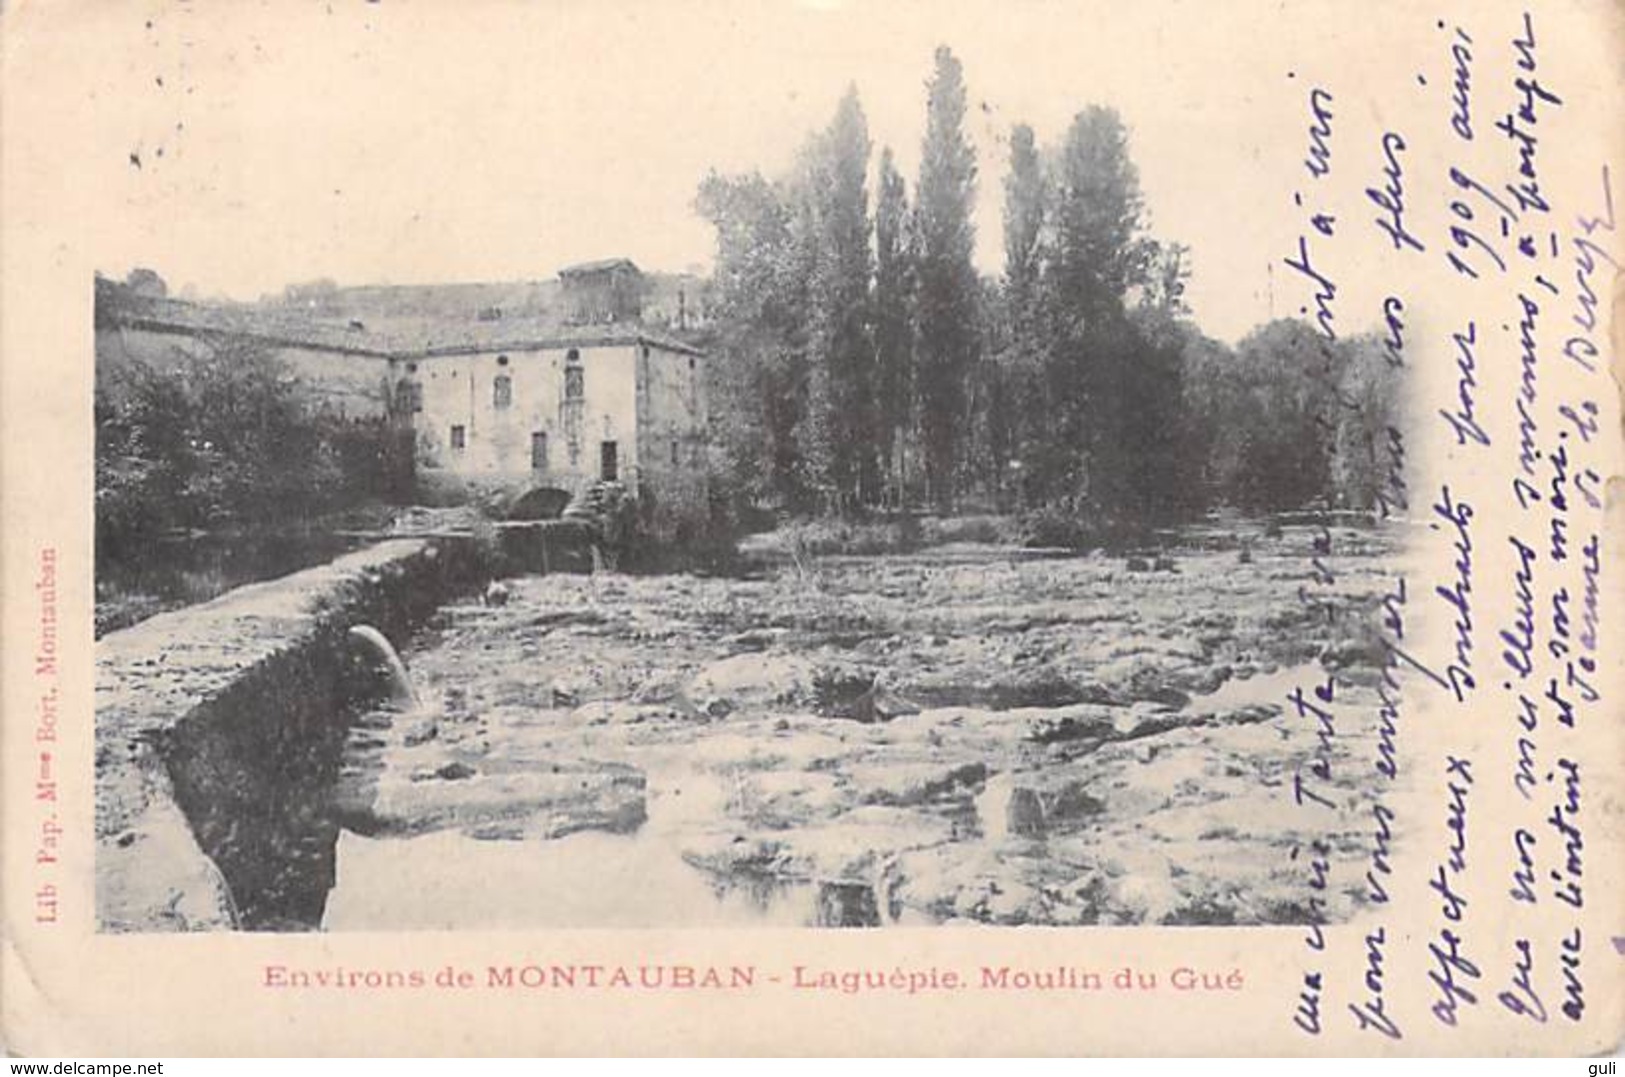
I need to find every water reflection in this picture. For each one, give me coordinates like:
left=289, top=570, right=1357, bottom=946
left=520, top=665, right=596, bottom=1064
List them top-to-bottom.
left=323, top=756, right=819, bottom=930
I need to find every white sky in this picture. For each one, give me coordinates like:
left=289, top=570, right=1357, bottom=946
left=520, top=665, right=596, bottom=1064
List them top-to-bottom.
left=17, top=0, right=1616, bottom=344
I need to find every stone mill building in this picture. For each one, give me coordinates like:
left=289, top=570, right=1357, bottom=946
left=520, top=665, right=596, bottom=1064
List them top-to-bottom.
left=95, top=258, right=712, bottom=537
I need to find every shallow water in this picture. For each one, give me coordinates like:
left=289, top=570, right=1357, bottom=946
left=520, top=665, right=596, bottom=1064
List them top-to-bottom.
left=314, top=523, right=1397, bottom=929
left=319, top=661, right=1346, bottom=931
left=322, top=754, right=819, bottom=930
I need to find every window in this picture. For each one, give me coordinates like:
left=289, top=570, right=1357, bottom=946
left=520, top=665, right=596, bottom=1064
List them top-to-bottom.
left=564, top=349, right=584, bottom=401
left=493, top=374, right=512, bottom=409
left=395, top=378, right=422, bottom=414
left=450, top=425, right=466, bottom=450
left=531, top=431, right=548, bottom=471
left=671, top=438, right=680, bottom=465
left=600, top=440, right=618, bottom=482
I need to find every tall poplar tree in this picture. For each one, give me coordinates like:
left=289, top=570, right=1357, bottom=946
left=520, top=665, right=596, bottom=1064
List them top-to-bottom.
left=913, top=45, right=980, bottom=510
left=802, top=87, right=875, bottom=511
left=1046, top=105, right=1158, bottom=514
left=999, top=122, right=1049, bottom=502
left=1003, top=124, right=1046, bottom=309
left=872, top=146, right=915, bottom=505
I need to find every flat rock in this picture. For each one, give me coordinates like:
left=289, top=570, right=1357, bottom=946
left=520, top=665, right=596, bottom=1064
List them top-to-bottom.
left=347, top=758, right=647, bottom=840
left=844, top=760, right=988, bottom=807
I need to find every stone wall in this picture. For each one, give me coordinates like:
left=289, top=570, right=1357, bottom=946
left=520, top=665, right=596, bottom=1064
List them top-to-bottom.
left=399, top=344, right=638, bottom=497
left=95, top=538, right=487, bottom=931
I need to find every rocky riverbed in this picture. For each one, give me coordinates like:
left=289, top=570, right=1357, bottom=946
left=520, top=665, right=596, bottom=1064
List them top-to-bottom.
left=326, top=521, right=1404, bottom=929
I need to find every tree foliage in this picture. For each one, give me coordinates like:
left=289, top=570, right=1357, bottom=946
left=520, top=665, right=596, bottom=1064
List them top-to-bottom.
left=692, top=46, right=1402, bottom=533
left=913, top=46, right=981, bottom=510
left=802, top=86, right=876, bottom=510
left=872, top=146, right=916, bottom=504
left=694, top=170, right=809, bottom=509
left=95, top=334, right=410, bottom=558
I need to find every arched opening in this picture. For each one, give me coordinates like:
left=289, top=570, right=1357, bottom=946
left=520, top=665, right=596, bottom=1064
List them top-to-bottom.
left=505, top=485, right=573, bottom=521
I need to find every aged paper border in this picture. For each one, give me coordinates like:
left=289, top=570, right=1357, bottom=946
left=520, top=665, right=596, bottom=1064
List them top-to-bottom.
left=3, top=0, right=1622, bottom=1056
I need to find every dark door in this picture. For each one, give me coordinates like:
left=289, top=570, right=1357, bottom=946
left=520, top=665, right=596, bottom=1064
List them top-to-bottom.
left=599, top=440, right=618, bottom=481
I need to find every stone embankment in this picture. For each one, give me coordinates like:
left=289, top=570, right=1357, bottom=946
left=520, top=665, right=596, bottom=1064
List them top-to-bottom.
left=95, top=538, right=480, bottom=931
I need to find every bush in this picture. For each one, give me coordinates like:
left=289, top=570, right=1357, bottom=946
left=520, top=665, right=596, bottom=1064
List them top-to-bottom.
left=95, top=340, right=408, bottom=556
left=1013, top=506, right=1153, bottom=552
left=1014, top=506, right=1091, bottom=550
left=918, top=514, right=1005, bottom=545
left=773, top=517, right=922, bottom=557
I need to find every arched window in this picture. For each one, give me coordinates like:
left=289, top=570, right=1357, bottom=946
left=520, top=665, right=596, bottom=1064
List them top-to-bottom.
left=493, top=374, right=512, bottom=409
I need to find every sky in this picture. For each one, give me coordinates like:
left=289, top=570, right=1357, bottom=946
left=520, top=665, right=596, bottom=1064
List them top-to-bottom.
left=15, top=0, right=1617, bottom=344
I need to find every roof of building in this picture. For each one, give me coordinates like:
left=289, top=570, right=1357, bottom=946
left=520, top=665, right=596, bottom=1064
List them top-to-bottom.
left=557, top=257, right=642, bottom=278
left=95, top=275, right=704, bottom=359
left=412, top=326, right=705, bottom=358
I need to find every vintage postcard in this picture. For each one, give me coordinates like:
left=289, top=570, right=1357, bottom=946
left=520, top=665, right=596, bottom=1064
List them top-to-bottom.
left=2, top=0, right=1621, bottom=1056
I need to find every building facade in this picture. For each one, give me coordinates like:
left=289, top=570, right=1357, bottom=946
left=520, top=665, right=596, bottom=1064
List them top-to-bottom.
left=95, top=259, right=711, bottom=531
left=395, top=332, right=707, bottom=519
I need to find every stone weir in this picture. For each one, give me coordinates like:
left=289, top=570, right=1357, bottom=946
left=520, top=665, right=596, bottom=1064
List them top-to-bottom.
left=94, top=537, right=502, bottom=932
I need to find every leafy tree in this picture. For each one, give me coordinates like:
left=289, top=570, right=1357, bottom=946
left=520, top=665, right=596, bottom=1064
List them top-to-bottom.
left=913, top=45, right=981, bottom=510
left=689, top=53, right=1407, bottom=529
left=801, top=87, right=876, bottom=512
left=1042, top=106, right=1166, bottom=517
left=1049, top=107, right=1154, bottom=316
left=997, top=122, right=1050, bottom=505
left=1002, top=124, right=1046, bottom=310
left=872, top=146, right=916, bottom=505
left=695, top=170, right=811, bottom=510
left=1142, top=241, right=1192, bottom=316
left=124, top=267, right=169, bottom=298
left=1227, top=319, right=1339, bottom=511
left=1175, top=320, right=1403, bottom=514
left=95, top=328, right=407, bottom=560
left=1173, top=329, right=1242, bottom=506
left=1329, top=333, right=1405, bottom=513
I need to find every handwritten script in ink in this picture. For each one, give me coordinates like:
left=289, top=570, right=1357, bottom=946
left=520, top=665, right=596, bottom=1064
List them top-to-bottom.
left=1277, top=6, right=1613, bottom=1047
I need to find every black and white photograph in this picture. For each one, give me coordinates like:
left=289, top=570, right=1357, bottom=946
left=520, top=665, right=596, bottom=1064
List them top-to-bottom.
left=89, top=7, right=1416, bottom=935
